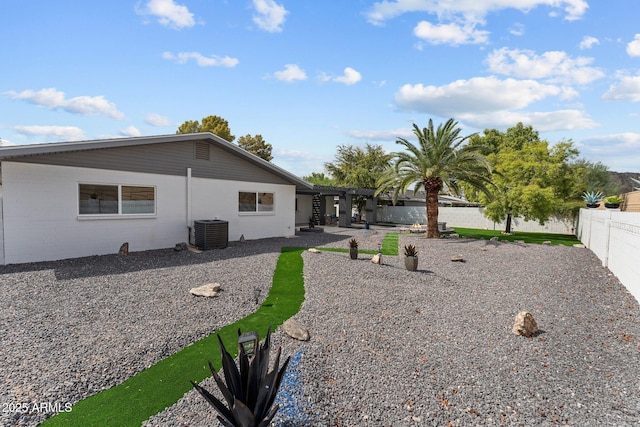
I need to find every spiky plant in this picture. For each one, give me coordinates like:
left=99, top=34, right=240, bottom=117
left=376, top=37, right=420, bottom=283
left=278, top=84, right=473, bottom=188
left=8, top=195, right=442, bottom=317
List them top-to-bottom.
left=582, top=191, right=603, bottom=204
left=348, top=238, right=358, bottom=249
left=403, top=244, right=418, bottom=257
left=191, top=328, right=290, bottom=427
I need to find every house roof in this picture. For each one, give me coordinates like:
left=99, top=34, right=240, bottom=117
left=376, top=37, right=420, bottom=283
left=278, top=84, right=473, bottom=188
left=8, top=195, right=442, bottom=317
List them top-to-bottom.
left=0, top=133, right=313, bottom=190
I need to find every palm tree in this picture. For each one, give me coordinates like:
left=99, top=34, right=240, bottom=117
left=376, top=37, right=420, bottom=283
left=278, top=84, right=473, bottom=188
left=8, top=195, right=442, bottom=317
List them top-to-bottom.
left=376, top=118, right=493, bottom=238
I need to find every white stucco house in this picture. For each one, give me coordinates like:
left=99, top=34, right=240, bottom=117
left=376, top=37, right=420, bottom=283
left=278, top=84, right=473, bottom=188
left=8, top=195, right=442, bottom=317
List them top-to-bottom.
left=0, top=133, right=313, bottom=265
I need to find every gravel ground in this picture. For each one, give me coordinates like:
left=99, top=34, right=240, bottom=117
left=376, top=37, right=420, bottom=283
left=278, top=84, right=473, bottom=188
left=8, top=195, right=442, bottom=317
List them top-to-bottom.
left=2, top=227, right=639, bottom=426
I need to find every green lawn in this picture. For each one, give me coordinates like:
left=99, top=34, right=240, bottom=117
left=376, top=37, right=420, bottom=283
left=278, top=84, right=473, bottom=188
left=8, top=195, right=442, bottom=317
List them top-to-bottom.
left=452, top=227, right=579, bottom=246
left=317, top=232, right=400, bottom=256
left=42, top=247, right=306, bottom=427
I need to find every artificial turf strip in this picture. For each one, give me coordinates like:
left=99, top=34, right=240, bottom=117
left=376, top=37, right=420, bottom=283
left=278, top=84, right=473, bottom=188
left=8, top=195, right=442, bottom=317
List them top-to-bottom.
left=452, top=227, right=579, bottom=246
left=381, top=232, right=399, bottom=256
left=41, top=246, right=306, bottom=427
left=316, top=247, right=379, bottom=255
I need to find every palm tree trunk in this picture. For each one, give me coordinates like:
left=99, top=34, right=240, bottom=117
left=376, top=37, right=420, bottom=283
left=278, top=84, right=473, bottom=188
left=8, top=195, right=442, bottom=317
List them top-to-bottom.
left=425, top=188, right=440, bottom=238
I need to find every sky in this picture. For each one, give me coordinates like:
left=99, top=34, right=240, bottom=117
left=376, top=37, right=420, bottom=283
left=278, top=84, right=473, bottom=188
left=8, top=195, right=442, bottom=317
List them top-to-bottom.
left=2, top=0, right=640, bottom=177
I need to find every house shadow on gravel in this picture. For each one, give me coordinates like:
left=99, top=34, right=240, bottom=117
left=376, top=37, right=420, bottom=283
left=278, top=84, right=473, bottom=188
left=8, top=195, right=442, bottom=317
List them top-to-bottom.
left=0, top=231, right=347, bottom=280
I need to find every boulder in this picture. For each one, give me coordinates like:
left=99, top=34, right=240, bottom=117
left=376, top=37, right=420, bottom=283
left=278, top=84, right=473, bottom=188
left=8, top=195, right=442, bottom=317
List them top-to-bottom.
left=489, top=237, right=499, bottom=242
left=542, top=241, right=552, bottom=246
left=118, top=242, right=129, bottom=256
left=175, top=242, right=188, bottom=251
left=573, top=243, right=586, bottom=248
left=308, top=248, right=321, bottom=253
left=371, top=253, right=382, bottom=264
left=451, top=254, right=465, bottom=262
left=190, top=283, right=222, bottom=298
left=512, top=311, right=538, bottom=337
left=282, top=319, right=310, bottom=341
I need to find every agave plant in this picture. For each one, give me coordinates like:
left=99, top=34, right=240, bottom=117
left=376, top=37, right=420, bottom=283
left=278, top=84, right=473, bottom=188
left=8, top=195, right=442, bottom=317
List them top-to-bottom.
left=582, top=191, right=603, bottom=204
left=348, top=238, right=358, bottom=249
left=403, top=244, right=418, bottom=257
left=191, top=327, right=290, bottom=427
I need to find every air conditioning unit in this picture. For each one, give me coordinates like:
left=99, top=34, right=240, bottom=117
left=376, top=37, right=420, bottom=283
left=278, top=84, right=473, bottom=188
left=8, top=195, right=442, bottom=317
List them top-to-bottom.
left=194, top=220, right=228, bottom=250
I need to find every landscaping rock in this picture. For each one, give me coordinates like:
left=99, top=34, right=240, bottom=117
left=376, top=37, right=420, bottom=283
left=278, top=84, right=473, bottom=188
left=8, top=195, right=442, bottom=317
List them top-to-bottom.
left=490, top=237, right=499, bottom=242
left=542, top=241, right=552, bottom=246
left=118, top=242, right=129, bottom=255
left=174, top=242, right=188, bottom=251
left=573, top=243, right=586, bottom=248
left=308, top=248, right=321, bottom=253
left=371, top=253, right=382, bottom=264
left=451, top=254, right=465, bottom=262
left=190, top=283, right=221, bottom=298
left=512, top=311, right=538, bottom=337
left=282, top=319, right=310, bottom=341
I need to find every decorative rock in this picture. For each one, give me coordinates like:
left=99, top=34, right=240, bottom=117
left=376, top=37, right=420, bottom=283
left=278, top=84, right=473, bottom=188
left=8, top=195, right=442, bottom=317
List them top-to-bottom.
left=449, top=233, right=459, bottom=238
left=239, top=234, right=245, bottom=242
left=489, top=237, right=499, bottom=242
left=542, top=241, right=552, bottom=246
left=118, top=242, right=129, bottom=256
left=174, top=242, right=188, bottom=251
left=573, top=243, right=586, bottom=248
left=308, top=248, right=321, bottom=253
left=371, top=254, right=382, bottom=264
left=451, top=255, right=465, bottom=262
left=190, top=283, right=221, bottom=298
left=512, top=311, right=538, bottom=337
left=282, top=319, right=310, bottom=341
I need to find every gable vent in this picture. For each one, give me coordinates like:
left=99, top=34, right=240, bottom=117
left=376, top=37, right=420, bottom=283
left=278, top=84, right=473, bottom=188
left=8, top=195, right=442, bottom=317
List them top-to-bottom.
left=194, top=141, right=210, bottom=160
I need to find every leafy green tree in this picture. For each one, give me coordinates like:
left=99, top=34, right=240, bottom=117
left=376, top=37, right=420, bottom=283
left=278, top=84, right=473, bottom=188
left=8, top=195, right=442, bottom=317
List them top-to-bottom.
left=177, top=115, right=235, bottom=142
left=376, top=118, right=493, bottom=238
left=465, top=123, right=580, bottom=233
left=237, top=134, right=273, bottom=162
left=325, top=144, right=392, bottom=215
left=572, top=159, right=620, bottom=195
left=302, top=172, right=336, bottom=186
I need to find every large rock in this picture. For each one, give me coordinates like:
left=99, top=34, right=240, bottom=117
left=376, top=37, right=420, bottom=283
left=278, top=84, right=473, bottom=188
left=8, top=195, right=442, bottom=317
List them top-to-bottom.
left=118, top=242, right=129, bottom=256
left=371, top=253, right=382, bottom=264
left=451, top=254, right=465, bottom=262
left=190, top=283, right=221, bottom=298
left=512, top=311, right=538, bottom=337
left=282, top=319, right=310, bottom=341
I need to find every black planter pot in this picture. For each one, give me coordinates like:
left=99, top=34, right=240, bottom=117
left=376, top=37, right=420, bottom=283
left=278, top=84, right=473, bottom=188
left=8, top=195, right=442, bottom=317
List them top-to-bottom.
left=586, top=203, right=600, bottom=208
left=604, top=203, right=620, bottom=209
left=349, top=248, right=358, bottom=259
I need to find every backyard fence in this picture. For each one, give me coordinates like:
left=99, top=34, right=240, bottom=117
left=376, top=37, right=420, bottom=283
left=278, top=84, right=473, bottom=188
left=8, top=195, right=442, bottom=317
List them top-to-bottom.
left=377, top=206, right=574, bottom=234
left=577, top=208, right=640, bottom=303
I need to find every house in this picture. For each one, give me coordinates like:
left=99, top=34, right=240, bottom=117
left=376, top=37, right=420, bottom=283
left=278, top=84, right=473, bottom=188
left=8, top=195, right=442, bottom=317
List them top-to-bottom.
left=0, top=132, right=312, bottom=265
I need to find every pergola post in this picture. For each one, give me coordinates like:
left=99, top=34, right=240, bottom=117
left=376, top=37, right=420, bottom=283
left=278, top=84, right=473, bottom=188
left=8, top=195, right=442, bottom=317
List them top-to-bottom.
left=338, top=194, right=352, bottom=227
left=365, top=196, right=377, bottom=224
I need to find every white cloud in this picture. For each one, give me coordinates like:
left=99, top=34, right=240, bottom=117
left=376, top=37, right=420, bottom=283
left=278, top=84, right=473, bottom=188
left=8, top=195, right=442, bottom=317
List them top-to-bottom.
left=136, top=0, right=195, bottom=29
left=252, top=0, right=288, bottom=33
left=365, top=0, right=589, bottom=26
left=413, top=21, right=489, bottom=45
left=509, top=22, right=525, bottom=36
left=626, top=34, right=640, bottom=57
left=579, top=35, right=599, bottom=50
left=486, top=48, right=604, bottom=85
left=162, top=51, right=239, bottom=67
left=271, top=64, right=307, bottom=82
left=332, top=67, right=362, bottom=85
left=602, top=75, right=640, bottom=102
left=394, top=76, right=574, bottom=115
left=6, top=88, right=125, bottom=120
left=457, top=110, right=598, bottom=131
left=144, top=113, right=172, bottom=126
left=14, top=125, right=86, bottom=141
left=119, top=126, right=141, bottom=137
left=346, top=128, right=415, bottom=141
left=578, top=133, right=640, bottom=171
left=0, top=138, right=15, bottom=146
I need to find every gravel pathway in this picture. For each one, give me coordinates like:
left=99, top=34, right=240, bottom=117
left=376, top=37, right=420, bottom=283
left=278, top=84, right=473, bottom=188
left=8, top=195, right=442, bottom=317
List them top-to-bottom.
left=2, top=228, right=639, bottom=426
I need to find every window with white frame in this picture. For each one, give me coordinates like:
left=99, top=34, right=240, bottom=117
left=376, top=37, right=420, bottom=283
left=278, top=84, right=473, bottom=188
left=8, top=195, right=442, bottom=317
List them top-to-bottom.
left=79, top=184, right=156, bottom=215
left=239, top=191, right=274, bottom=213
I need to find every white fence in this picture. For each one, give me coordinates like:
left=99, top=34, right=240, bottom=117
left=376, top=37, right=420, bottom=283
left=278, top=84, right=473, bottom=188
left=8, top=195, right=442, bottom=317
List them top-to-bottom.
left=378, top=206, right=574, bottom=234
left=577, top=209, right=640, bottom=303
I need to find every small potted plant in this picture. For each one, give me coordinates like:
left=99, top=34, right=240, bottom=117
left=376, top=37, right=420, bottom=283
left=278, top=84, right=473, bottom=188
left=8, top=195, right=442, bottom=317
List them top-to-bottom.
left=582, top=191, right=603, bottom=208
left=604, top=195, right=623, bottom=209
left=308, top=216, right=315, bottom=228
left=348, top=238, right=358, bottom=259
left=404, top=244, right=418, bottom=271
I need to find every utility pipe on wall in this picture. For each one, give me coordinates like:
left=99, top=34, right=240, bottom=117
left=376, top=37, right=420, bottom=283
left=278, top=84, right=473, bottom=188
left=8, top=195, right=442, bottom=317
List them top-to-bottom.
left=186, top=167, right=192, bottom=243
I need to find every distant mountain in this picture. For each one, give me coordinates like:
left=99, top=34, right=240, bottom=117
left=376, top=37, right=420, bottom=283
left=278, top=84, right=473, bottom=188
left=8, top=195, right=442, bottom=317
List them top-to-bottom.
left=609, top=171, right=640, bottom=194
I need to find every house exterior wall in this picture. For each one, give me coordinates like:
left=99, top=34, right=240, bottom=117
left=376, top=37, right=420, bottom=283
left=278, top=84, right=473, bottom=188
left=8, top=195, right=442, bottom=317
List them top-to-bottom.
left=1, top=161, right=295, bottom=264
left=295, top=194, right=313, bottom=225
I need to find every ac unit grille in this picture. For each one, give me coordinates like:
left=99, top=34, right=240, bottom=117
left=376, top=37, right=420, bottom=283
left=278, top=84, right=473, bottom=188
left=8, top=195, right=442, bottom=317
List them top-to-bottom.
left=194, top=220, right=228, bottom=250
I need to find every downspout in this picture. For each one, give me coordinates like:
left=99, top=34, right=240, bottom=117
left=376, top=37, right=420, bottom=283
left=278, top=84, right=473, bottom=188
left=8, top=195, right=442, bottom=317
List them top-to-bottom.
left=187, top=167, right=192, bottom=244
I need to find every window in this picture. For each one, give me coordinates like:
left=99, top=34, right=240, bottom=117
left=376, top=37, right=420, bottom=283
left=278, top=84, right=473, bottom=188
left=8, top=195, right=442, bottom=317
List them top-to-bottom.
left=79, top=184, right=156, bottom=216
left=239, top=191, right=274, bottom=213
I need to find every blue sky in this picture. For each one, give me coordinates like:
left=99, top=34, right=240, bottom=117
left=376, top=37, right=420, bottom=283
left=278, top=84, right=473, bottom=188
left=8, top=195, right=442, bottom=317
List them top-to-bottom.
left=2, top=0, right=640, bottom=176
